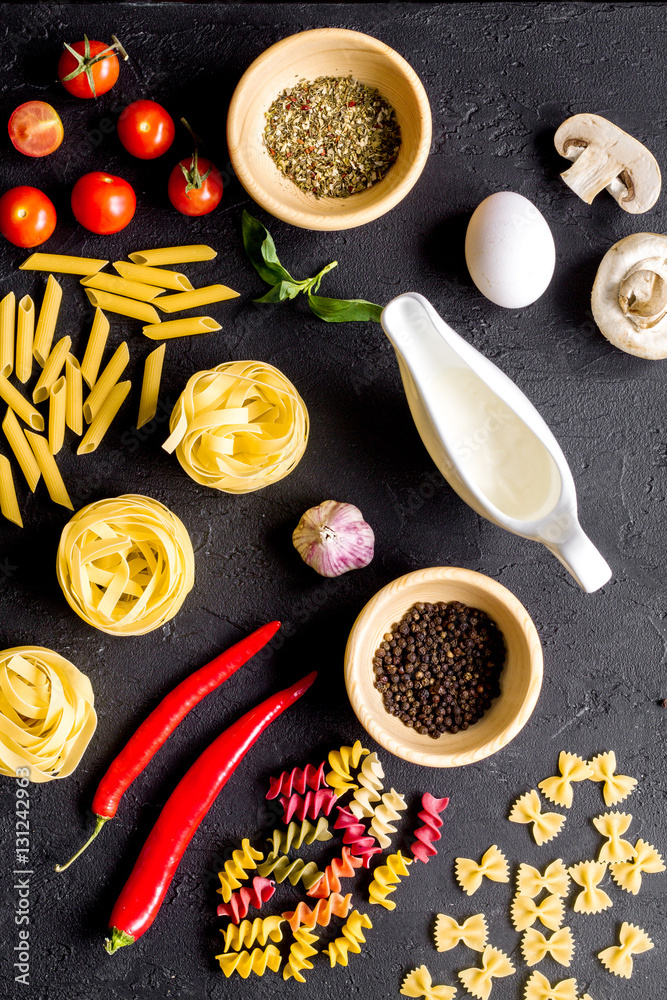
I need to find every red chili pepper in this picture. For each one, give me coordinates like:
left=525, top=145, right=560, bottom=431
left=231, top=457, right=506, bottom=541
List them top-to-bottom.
left=55, top=621, right=280, bottom=872
left=104, top=670, right=317, bottom=953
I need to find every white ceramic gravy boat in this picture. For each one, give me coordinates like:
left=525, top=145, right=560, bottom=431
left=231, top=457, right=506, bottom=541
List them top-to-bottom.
left=381, top=292, right=611, bottom=593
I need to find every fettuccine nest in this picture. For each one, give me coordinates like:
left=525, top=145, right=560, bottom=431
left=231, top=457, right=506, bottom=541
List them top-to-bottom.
left=163, top=361, right=309, bottom=494
left=56, top=494, right=195, bottom=636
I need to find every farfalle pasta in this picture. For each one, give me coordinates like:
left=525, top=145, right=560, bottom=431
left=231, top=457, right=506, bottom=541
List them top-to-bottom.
left=163, top=360, right=309, bottom=493
left=56, top=494, right=195, bottom=636
left=0, top=646, right=96, bottom=782
left=325, top=739, right=368, bottom=795
left=348, top=751, right=384, bottom=819
left=588, top=751, right=637, bottom=806
left=538, top=752, right=593, bottom=808
left=368, top=787, right=407, bottom=849
left=509, top=790, right=565, bottom=846
left=410, top=793, right=449, bottom=863
left=592, top=810, right=634, bottom=863
left=609, top=838, right=665, bottom=895
left=217, top=839, right=263, bottom=902
left=307, top=845, right=363, bottom=897
left=455, top=845, right=509, bottom=896
left=368, top=850, right=412, bottom=910
left=517, top=860, right=569, bottom=898
left=568, top=861, right=612, bottom=914
left=282, top=892, right=352, bottom=931
left=510, top=893, right=564, bottom=932
left=324, top=909, right=372, bottom=967
left=434, top=913, right=488, bottom=952
left=221, top=915, right=284, bottom=952
left=598, top=921, right=653, bottom=979
left=283, top=926, right=319, bottom=982
left=521, top=926, right=575, bottom=968
left=216, top=944, right=281, bottom=978
left=458, top=945, right=514, bottom=1000
left=400, top=965, right=457, bottom=1000
left=524, top=971, right=578, bottom=1000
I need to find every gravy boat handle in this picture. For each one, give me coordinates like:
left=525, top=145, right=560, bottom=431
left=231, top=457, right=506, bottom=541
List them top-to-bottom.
left=547, top=523, right=612, bottom=594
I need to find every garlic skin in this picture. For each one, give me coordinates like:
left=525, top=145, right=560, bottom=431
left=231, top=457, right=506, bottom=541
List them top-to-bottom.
left=293, top=500, right=375, bottom=578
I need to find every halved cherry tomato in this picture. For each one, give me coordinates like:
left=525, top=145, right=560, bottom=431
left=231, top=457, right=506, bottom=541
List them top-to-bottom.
left=58, top=35, right=127, bottom=99
left=118, top=100, right=175, bottom=160
left=8, top=102, right=64, bottom=158
left=168, top=151, right=223, bottom=216
left=71, top=172, right=136, bottom=235
left=0, top=187, right=57, bottom=248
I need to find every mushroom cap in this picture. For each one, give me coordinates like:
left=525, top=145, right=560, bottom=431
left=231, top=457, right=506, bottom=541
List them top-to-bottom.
left=555, top=113, right=661, bottom=214
left=591, top=232, right=667, bottom=359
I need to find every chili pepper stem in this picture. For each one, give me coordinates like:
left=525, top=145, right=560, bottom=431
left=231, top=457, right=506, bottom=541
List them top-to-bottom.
left=54, top=815, right=109, bottom=872
left=104, top=928, right=134, bottom=955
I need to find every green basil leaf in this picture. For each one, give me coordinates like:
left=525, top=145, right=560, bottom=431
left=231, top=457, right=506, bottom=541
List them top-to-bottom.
left=242, top=210, right=295, bottom=286
left=254, top=280, right=303, bottom=303
left=308, top=294, right=383, bottom=323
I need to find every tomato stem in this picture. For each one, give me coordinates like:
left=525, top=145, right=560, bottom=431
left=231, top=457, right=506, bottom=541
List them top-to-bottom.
left=60, top=34, right=129, bottom=96
left=178, top=120, right=211, bottom=195
left=54, top=815, right=109, bottom=872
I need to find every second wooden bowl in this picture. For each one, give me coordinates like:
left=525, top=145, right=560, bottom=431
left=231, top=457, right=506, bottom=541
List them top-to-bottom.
left=227, top=28, right=432, bottom=231
left=344, top=567, right=543, bottom=767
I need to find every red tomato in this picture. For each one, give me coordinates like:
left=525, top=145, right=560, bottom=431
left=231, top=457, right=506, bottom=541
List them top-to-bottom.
left=58, top=37, right=123, bottom=99
left=118, top=100, right=175, bottom=160
left=8, top=102, right=64, bottom=158
left=168, top=152, right=223, bottom=216
left=71, top=172, right=136, bottom=235
left=0, top=186, right=57, bottom=248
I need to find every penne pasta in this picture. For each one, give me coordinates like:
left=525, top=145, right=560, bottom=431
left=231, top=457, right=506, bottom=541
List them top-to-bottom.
left=128, top=245, right=216, bottom=266
left=20, top=253, right=108, bottom=275
left=113, top=261, right=194, bottom=291
left=80, top=272, right=164, bottom=302
left=33, top=275, right=63, bottom=366
left=153, top=284, right=239, bottom=314
left=84, top=288, right=160, bottom=325
left=0, top=291, right=15, bottom=378
left=15, top=295, right=34, bottom=384
left=80, top=308, right=110, bottom=389
left=142, top=316, right=221, bottom=340
left=32, top=336, right=72, bottom=404
left=83, top=341, right=129, bottom=423
left=137, top=343, right=166, bottom=429
left=65, top=355, right=83, bottom=436
left=0, top=374, right=44, bottom=431
left=49, top=376, right=67, bottom=455
left=78, top=380, right=131, bottom=455
left=2, top=408, right=40, bottom=491
left=25, top=431, right=73, bottom=509
left=0, top=454, right=22, bottom=527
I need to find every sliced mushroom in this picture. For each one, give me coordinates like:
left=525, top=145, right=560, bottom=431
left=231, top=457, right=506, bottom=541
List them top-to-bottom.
left=554, top=114, right=661, bottom=214
left=591, top=233, right=667, bottom=358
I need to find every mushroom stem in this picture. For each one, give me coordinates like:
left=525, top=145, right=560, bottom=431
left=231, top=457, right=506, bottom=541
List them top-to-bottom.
left=560, top=144, right=626, bottom=205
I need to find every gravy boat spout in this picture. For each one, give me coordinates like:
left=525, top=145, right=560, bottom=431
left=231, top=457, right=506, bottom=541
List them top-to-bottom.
left=381, top=292, right=611, bottom=593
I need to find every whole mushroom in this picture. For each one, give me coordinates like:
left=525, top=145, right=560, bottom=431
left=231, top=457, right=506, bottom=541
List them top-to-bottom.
left=554, top=113, right=661, bottom=214
left=591, top=233, right=667, bottom=359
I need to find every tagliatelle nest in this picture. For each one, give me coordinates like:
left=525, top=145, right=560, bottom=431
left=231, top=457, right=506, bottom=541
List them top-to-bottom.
left=163, top=361, right=309, bottom=494
left=56, top=494, right=195, bottom=636
left=0, top=646, right=97, bottom=782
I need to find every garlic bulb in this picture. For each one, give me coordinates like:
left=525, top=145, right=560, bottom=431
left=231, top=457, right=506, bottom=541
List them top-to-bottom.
left=293, top=500, right=374, bottom=578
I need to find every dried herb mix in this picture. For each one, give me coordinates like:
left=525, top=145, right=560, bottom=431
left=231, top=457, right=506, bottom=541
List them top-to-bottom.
left=263, top=75, right=401, bottom=198
left=372, top=601, right=505, bottom=739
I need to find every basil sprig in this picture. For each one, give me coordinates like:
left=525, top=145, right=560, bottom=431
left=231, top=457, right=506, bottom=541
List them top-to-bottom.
left=242, top=211, right=383, bottom=323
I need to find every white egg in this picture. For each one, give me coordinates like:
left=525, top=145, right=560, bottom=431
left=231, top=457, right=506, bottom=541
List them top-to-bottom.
left=465, top=191, right=556, bottom=308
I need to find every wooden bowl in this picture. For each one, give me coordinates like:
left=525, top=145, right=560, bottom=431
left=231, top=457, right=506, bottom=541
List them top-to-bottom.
left=227, top=28, right=432, bottom=231
left=345, top=567, right=543, bottom=767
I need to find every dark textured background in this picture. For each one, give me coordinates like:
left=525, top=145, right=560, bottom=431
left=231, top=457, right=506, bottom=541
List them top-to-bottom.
left=0, top=3, right=665, bottom=999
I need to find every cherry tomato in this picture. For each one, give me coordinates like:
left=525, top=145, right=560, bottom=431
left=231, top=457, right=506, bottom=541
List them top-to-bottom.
left=58, top=35, right=126, bottom=99
left=118, top=100, right=175, bottom=160
left=8, top=102, right=64, bottom=158
left=168, top=151, right=223, bottom=216
left=71, top=172, right=136, bottom=235
left=0, top=187, right=57, bottom=248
